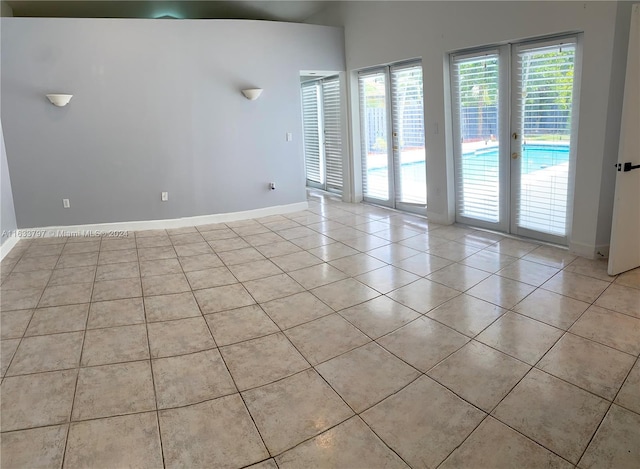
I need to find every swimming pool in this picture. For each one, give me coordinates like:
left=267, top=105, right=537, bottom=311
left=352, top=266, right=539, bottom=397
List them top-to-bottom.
left=363, top=143, right=570, bottom=204
left=464, top=144, right=570, bottom=175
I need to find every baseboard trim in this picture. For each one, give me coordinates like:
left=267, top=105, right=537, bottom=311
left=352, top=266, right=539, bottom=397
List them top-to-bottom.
left=12, top=201, right=309, bottom=240
left=426, top=210, right=453, bottom=225
left=0, top=236, right=20, bottom=261
left=569, top=240, right=610, bottom=259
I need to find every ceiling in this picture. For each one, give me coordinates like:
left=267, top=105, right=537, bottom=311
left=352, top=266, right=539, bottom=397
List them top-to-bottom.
left=5, top=1, right=332, bottom=22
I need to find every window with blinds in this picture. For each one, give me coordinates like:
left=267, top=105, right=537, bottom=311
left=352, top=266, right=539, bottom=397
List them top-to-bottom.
left=514, top=41, right=576, bottom=237
left=451, top=52, right=501, bottom=224
left=391, top=63, right=426, bottom=205
left=359, top=70, right=390, bottom=201
left=301, top=77, right=343, bottom=192
left=322, top=77, right=343, bottom=192
left=301, top=82, right=322, bottom=186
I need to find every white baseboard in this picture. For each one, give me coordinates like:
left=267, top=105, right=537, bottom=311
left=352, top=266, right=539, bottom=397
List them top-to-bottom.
left=3, top=201, right=309, bottom=249
left=426, top=210, right=454, bottom=225
left=0, top=236, right=20, bottom=261
left=569, top=240, right=610, bottom=259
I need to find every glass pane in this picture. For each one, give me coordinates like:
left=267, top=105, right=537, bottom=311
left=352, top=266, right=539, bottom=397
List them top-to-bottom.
left=516, top=43, right=575, bottom=237
left=454, top=54, right=501, bottom=223
left=392, top=64, right=426, bottom=205
left=359, top=72, right=389, bottom=201
left=322, top=77, right=343, bottom=191
left=301, top=82, right=322, bottom=185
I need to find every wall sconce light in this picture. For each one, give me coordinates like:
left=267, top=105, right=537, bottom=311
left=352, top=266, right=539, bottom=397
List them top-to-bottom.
left=241, top=88, right=263, bottom=100
left=46, top=94, right=73, bottom=107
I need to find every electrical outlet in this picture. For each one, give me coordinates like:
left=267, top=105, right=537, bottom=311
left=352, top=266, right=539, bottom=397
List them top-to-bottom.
left=286, top=132, right=293, bottom=142
left=161, top=192, right=169, bottom=202
left=62, top=199, right=70, bottom=208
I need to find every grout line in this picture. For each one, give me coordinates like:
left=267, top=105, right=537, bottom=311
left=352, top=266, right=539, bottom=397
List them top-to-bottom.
left=128, top=234, right=169, bottom=468
left=61, top=235, right=97, bottom=469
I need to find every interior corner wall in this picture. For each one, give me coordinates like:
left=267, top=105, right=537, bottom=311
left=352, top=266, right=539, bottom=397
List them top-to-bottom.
left=307, top=1, right=628, bottom=256
left=1, top=18, right=345, bottom=228
left=1, top=120, right=18, bottom=246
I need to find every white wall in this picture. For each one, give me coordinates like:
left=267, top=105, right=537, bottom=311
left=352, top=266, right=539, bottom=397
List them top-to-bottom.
left=308, top=1, right=632, bottom=257
left=1, top=18, right=345, bottom=228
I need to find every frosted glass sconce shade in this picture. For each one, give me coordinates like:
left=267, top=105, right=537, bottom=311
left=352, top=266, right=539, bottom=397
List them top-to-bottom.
left=241, top=89, right=263, bottom=100
left=46, top=94, right=73, bottom=107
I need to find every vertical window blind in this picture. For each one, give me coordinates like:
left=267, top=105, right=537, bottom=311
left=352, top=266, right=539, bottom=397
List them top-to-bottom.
left=514, top=41, right=576, bottom=237
left=452, top=52, right=501, bottom=223
left=391, top=62, right=426, bottom=205
left=359, top=70, right=390, bottom=201
left=322, top=77, right=343, bottom=192
left=301, top=82, right=322, bottom=186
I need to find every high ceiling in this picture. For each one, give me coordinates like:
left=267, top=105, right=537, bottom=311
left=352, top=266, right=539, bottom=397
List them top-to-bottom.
left=5, top=1, right=331, bottom=22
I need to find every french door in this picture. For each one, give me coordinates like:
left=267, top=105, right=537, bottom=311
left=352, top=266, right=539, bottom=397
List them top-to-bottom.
left=452, top=36, right=579, bottom=244
left=359, top=62, right=427, bottom=213
left=301, top=76, right=343, bottom=192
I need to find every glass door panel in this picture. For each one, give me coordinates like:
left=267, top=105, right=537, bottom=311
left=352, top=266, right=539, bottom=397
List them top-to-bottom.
left=451, top=36, right=578, bottom=245
left=512, top=40, right=576, bottom=242
left=452, top=52, right=503, bottom=228
left=391, top=63, right=427, bottom=209
left=359, top=71, right=391, bottom=204
left=301, top=76, right=343, bottom=193
left=322, top=77, right=343, bottom=192
left=301, top=82, right=323, bottom=188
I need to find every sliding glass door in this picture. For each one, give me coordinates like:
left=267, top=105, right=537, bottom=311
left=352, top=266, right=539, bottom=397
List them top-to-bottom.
left=451, top=36, right=578, bottom=244
left=359, top=62, right=426, bottom=213
left=301, top=76, right=343, bottom=192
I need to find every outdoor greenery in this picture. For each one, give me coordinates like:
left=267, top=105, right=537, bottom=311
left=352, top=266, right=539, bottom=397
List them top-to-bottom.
left=457, top=48, right=574, bottom=109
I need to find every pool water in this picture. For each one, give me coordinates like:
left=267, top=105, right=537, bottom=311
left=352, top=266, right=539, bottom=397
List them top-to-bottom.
left=467, top=144, right=570, bottom=175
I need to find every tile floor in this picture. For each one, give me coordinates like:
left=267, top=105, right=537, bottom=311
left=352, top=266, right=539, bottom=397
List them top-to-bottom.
left=1, top=190, right=639, bottom=468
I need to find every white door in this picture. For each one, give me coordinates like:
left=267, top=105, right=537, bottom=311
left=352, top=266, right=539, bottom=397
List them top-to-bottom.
left=609, top=4, right=640, bottom=275
left=451, top=36, right=579, bottom=244
left=510, top=38, right=578, bottom=245
left=452, top=49, right=507, bottom=232
left=359, top=62, right=427, bottom=214
left=301, top=77, right=343, bottom=193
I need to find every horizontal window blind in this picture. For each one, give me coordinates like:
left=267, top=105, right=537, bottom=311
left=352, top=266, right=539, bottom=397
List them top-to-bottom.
left=515, top=40, right=576, bottom=237
left=452, top=52, right=501, bottom=223
left=391, top=62, right=426, bottom=205
left=359, top=70, right=390, bottom=201
left=322, top=77, right=343, bottom=191
left=301, top=82, right=322, bottom=185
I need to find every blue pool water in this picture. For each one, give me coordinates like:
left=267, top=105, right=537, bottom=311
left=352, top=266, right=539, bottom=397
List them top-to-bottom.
left=366, top=144, right=570, bottom=182
left=465, top=144, right=570, bottom=175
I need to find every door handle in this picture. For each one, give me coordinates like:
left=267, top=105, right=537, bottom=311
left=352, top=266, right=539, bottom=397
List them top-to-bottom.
left=511, top=152, right=519, bottom=160
left=615, top=162, right=640, bottom=172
